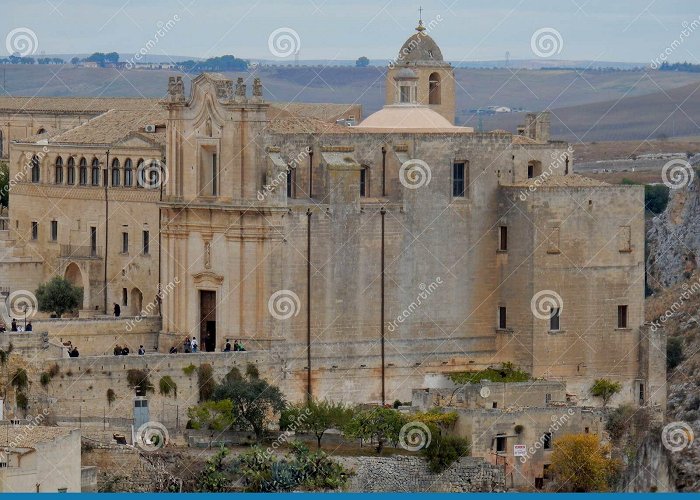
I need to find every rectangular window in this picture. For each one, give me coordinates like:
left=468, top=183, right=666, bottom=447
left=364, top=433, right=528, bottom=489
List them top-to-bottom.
left=400, top=86, right=411, bottom=103
left=212, top=153, right=218, bottom=196
left=452, top=162, right=465, bottom=197
left=527, top=164, right=534, bottom=179
left=286, top=168, right=294, bottom=198
left=360, top=168, right=368, bottom=197
left=50, top=220, right=58, bottom=241
left=31, top=221, right=38, bottom=240
left=90, top=226, right=97, bottom=256
left=499, top=226, right=508, bottom=251
left=142, top=230, right=149, bottom=255
left=121, top=232, right=129, bottom=254
left=122, top=288, right=128, bottom=306
left=617, top=305, right=628, bottom=328
left=498, top=306, right=507, bottom=329
left=550, top=307, right=560, bottom=331
left=639, top=383, right=645, bottom=405
left=545, top=393, right=552, bottom=404
left=585, top=427, right=590, bottom=434
left=543, top=433, right=552, bottom=450
left=495, top=435, right=506, bottom=453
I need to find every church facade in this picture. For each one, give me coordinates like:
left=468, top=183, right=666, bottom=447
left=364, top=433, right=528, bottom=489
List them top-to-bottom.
left=0, top=25, right=662, bottom=406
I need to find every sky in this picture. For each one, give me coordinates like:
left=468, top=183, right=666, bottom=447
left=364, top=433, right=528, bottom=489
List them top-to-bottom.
left=1, top=0, right=699, bottom=64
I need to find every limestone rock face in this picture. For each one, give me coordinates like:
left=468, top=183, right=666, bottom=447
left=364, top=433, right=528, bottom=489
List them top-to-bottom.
left=647, top=178, right=700, bottom=290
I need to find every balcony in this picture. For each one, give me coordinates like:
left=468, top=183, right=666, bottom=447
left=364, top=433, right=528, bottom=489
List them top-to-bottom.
left=60, top=245, right=102, bottom=259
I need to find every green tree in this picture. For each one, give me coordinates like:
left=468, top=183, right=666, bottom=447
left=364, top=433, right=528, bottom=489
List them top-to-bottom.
left=355, top=56, right=370, bottom=67
left=0, top=162, right=9, bottom=207
left=36, top=276, right=83, bottom=317
left=212, top=367, right=286, bottom=439
left=590, top=378, right=622, bottom=407
left=281, top=399, right=353, bottom=449
left=187, top=400, right=235, bottom=431
left=344, top=406, right=406, bottom=454
left=422, top=434, right=471, bottom=473
left=550, top=434, right=619, bottom=492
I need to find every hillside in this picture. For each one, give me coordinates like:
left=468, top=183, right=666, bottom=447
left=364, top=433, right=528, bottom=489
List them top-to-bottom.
left=3, top=65, right=700, bottom=141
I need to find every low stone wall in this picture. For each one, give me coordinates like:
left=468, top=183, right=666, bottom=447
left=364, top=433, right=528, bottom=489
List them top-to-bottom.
left=32, top=316, right=161, bottom=356
left=343, top=455, right=505, bottom=492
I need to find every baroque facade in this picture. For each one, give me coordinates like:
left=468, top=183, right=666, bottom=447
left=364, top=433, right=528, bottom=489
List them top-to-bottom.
left=0, top=23, right=661, bottom=407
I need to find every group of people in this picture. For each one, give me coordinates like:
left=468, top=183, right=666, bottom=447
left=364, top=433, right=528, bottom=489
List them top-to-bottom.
left=0, top=319, right=33, bottom=332
left=167, top=337, right=246, bottom=353
left=224, top=339, right=246, bottom=352
left=113, top=344, right=146, bottom=355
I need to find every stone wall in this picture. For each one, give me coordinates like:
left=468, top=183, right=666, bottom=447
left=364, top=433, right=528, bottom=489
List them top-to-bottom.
left=343, top=455, right=504, bottom=492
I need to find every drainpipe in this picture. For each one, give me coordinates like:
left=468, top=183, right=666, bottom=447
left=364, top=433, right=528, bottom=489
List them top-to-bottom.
left=381, top=147, right=386, bottom=197
left=103, top=149, right=110, bottom=314
left=308, top=150, right=313, bottom=198
left=380, top=206, right=386, bottom=405
left=306, top=208, right=312, bottom=403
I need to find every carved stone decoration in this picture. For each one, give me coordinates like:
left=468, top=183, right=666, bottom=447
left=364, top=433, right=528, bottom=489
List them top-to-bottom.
left=167, top=76, right=186, bottom=103
left=235, top=77, right=246, bottom=98
left=253, top=78, right=263, bottom=98
left=213, top=79, right=233, bottom=99
left=205, top=117, right=212, bottom=137
left=204, top=240, right=211, bottom=269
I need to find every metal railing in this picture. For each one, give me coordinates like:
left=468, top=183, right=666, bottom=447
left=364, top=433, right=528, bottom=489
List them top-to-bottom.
left=60, top=245, right=102, bottom=258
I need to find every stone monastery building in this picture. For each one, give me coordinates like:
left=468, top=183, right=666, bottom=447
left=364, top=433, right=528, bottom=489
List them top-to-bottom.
left=0, top=21, right=663, bottom=406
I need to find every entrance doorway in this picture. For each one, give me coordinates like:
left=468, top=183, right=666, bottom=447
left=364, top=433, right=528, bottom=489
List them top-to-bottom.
left=199, top=290, right=216, bottom=352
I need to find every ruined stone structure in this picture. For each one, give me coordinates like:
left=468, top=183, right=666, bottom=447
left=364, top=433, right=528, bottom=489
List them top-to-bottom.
left=0, top=24, right=658, bottom=411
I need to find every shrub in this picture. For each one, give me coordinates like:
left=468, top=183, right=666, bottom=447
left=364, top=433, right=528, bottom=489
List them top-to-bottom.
left=667, top=337, right=684, bottom=370
left=448, top=362, right=530, bottom=384
left=47, top=363, right=60, bottom=377
left=245, top=363, right=260, bottom=380
left=183, top=364, right=196, bottom=376
left=198, top=364, right=215, bottom=402
left=11, top=368, right=29, bottom=391
left=126, top=369, right=154, bottom=394
left=40, top=372, right=52, bottom=387
left=159, top=376, right=177, bottom=398
left=590, top=379, right=622, bottom=407
left=107, top=388, right=116, bottom=405
left=16, top=392, right=28, bottom=413
left=187, top=400, right=235, bottom=431
left=344, top=407, right=407, bottom=454
left=422, top=434, right=470, bottom=473
left=550, top=434, right=620, bottom=492
left=197, top=446, right=231, bottom=492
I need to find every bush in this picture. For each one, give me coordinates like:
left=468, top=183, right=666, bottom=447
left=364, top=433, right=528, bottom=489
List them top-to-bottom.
left=667, top=337, right=684, bottom=370
left=448, top=362, right=530, bottom=384
left=47, top=363, right=60, bottom=377
left=183, top=364, right=196, bottom=376
left=198, top=364, right=215, bottom=402
left=11, top=368, right=29, bottom=391
left=126, top=369, right=154, bottom=394
left=40, top=372, right=51, bottom=387
left=159, top=376, right=177, bottom=398
left=590, top=378, right=622, bottom=407
left=106, top=388, right=116, bottom=405
left=16, top=392, right=28, bottom=413
left=187, top=400, right=235, bottom=431
left=344, top=407, right=406, bottom=454
left=550, top=434, right=619, bottom=492
left=422, top=435, right=471, bottom=473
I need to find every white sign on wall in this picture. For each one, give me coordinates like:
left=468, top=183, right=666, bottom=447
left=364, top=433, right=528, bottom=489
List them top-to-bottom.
left=513, top=444, right=527, bottom=457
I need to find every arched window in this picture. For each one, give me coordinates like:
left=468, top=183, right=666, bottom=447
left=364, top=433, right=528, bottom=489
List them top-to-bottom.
left=428, top=72, right=441, bottom=105
left=36, top=127, right=46, bottom=135
left=31, top=155, right=40, bottom=183
left=54, top=156, right=63, bottom=184
left=67, top=157, right=75, bottom=185
left=79, top=157, right=87, bottom=185
left=91, top=158, right=100, bottom=186
left=111, top=158, right=120, bottom=186
left=124, top=158, right=133, bottom=187
left=136, top=159, right=144, bottom=188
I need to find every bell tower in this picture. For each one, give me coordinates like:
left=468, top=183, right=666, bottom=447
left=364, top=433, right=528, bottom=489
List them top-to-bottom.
left=385, top=15, right=456, bottom=123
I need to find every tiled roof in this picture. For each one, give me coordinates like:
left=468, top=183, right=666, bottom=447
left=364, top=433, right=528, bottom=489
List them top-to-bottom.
left=0, top=96, right=160, bottom=113
left=270, top=102, right=362, bottom=123
left=265, top=105, right=351, bottom=134
left=28, top=109, right=168, bottom=147
left=511, top=135, right=541, bottom=145
left=505, top=173, right=610, bottom=188
left=0, top=425, right=76, bottom=450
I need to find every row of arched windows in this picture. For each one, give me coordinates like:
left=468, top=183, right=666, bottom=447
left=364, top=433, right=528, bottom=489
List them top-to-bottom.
left=29, top=155, right=155, bottom=188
